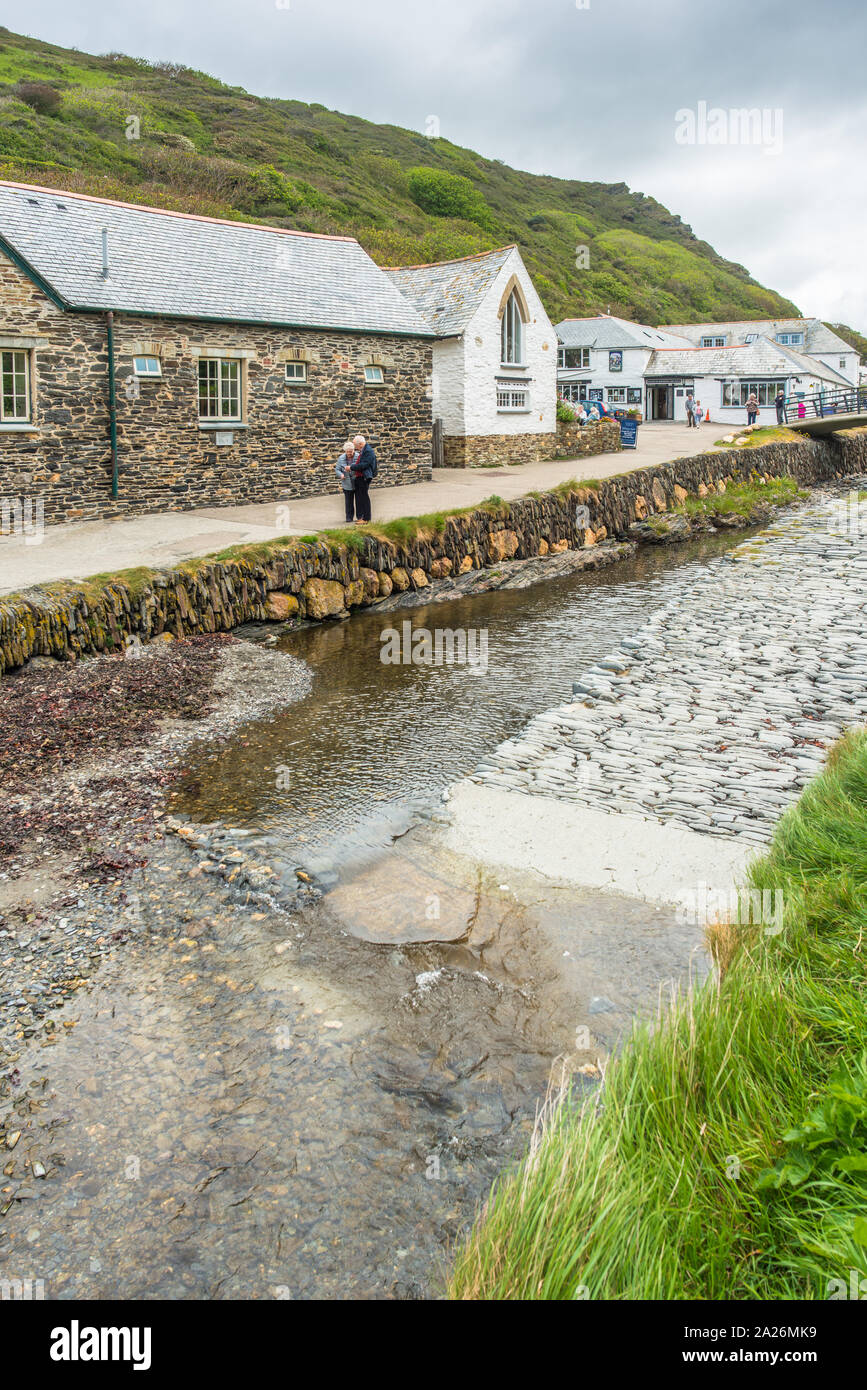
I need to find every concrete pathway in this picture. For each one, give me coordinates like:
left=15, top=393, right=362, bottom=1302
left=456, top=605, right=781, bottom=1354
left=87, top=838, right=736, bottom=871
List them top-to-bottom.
left=0, top=422, right=710, bottom=594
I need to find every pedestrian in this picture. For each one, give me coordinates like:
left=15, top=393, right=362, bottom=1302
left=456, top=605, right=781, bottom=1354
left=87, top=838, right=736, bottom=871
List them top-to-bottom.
left=774, top=389, right=787, bottom=425
left=685, top=391, right=696, bottom=426
left=746, top=392, right=760, bottom=426
left=693, top=399, right=702, bottom=428
left=350, top=434, right=378, bottom=524
left=336, top=439, right=357, bottom=523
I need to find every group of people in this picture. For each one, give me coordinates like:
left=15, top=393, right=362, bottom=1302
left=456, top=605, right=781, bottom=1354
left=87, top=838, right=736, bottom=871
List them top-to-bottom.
left=685, top=392, right=704, bottom=427
left=335, top=435, right=378, bottom=523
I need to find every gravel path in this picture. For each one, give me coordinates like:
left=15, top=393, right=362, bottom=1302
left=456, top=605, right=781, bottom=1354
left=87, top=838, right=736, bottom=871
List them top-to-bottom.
left=467, top=487, right=867, bottom=845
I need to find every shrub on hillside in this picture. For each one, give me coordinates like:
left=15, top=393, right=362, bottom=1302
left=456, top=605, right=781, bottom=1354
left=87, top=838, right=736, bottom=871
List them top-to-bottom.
left=14, top=82, right=61, bottom=116
left=407, top=166, right=491, bottom=228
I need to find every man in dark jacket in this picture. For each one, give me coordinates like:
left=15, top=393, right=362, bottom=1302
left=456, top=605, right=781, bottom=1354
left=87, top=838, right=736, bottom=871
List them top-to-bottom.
left=774, top=389, right=787, bottom=425
left=350, top=435, right=377, bottom=523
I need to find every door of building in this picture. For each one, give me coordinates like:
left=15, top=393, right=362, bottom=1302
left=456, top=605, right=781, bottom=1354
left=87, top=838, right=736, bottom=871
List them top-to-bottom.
left=648, top=386, right=673, bottom=420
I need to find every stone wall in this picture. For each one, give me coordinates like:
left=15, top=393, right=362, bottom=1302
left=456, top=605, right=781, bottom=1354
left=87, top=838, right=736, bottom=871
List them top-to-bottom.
left=0, top=253, right=433, bottom=527
left=443, top=418, right=620, bottom=468
left=0, top=432, right=858, bottom=677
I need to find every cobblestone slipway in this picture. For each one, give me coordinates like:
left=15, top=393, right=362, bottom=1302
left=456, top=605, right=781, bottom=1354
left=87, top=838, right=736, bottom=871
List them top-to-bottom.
left=467, top=489, right=867, bottom=848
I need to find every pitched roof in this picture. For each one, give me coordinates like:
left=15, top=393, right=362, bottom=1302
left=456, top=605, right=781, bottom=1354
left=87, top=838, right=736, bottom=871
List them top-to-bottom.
left=0, top=181, right=433, bottom=337
left=384, top=246, right=515, bottom=336
left=556, top=315, right=692, bottom=350
left=659, top=318, right=854, bottom=356
left=645, top=335, right=852, bottom=385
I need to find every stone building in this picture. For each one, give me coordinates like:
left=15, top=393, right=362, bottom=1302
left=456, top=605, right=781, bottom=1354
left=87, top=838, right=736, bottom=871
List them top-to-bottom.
left=0, top=180, right=434, bottom=526
left=385, top=246, right=557, bottom=466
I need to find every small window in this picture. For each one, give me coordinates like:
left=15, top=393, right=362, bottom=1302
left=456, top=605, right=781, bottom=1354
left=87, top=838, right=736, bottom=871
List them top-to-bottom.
left=775, top=332, right=803, bottom=346
left=744, top=333, right=757, bottom=343
left=701, top=335, right=727, bottom=348
left=559, top=346, right=590, bottom=370
left=0, top=350, right=31, bottom=423
left=133, top=355, right=162, bottom=378
left=198, top=358, right=242, bottom=421
left=840, top=358, right=847, bottom=370
left=285, top=361, right=308, bottom=384
left=364, top=365, right=385, bottom=385
left=496, top=386, right=529, bottom=411
left=607, top=386, right=626, bottom=403
left=626, top=387, right=643, bottom=404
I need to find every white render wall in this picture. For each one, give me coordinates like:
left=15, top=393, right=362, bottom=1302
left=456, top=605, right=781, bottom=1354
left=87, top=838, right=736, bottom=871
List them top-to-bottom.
left=441, top=248, right=557, bottom=438
left=558, top=344, right=651, bottom=405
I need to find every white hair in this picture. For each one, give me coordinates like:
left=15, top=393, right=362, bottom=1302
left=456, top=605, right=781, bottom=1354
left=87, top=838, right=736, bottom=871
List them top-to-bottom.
left=353, top=435, right=366, bottom=447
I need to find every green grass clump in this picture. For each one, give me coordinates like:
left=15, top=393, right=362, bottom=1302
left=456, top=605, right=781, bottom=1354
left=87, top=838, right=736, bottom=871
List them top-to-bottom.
left=680, top=474, right=805, bottom=520
left=449, top=729, right=867, bottom=1300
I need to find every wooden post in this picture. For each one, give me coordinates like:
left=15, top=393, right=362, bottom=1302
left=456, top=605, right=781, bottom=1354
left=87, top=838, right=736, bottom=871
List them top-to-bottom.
left=432, top=417, right=444, bottom=469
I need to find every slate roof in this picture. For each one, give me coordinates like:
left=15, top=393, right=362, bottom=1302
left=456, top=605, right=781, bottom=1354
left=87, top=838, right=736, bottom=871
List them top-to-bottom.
left=0, top=181, right=434, bottom=337
left=384, top=246, right=515, bottom=336
left=556, top=315, right=692, bottom=351
left=659, top=318, right=854, bottom=356
left=645, top=336, right=852, bottom=385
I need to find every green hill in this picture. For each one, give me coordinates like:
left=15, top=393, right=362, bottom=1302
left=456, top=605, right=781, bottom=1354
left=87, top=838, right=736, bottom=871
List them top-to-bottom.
left=0, top=25, right=801, bottom=326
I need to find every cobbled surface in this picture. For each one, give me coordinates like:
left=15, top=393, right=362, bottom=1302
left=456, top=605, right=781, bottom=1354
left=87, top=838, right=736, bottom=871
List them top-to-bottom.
left=469, top=488, right=867, bottom=845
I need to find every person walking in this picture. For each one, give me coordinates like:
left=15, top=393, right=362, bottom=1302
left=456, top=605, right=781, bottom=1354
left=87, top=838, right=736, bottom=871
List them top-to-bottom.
left=774, top=389, right=787, bottom=425
left=685, top=391, right=696, bottom=427
left=746, top=392, right=760, bottom=426
left=693, top=399, right=702, bottom=427
left=350, top=434, right=378, bottom=524
left=336, top=439, right=357, bottom=523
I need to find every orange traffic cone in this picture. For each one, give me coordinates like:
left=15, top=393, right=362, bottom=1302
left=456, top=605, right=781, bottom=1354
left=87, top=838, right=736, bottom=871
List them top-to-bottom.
left=705, top=409, right=710, bottom=422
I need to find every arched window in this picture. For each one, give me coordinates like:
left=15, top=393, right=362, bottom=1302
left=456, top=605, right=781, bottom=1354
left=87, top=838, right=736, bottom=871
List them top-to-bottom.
left=500, top=291, right=525, bottom=366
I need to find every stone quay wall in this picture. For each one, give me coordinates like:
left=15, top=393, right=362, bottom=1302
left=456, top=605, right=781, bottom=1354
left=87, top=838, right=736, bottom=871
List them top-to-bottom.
left=0, top=254, right=433, bottom=527
left=442, top=418, right=620, bottom=468
left=1, top=432, right=861, bottom=677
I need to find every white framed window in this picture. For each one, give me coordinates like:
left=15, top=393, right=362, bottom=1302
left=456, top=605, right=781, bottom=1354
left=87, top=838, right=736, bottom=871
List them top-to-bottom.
left=501, top=292, right=524, bottom=366
left=775, top=332, right=803, bottom=346
left=701, top=335, right=727, bottom=348
left=558, top=346, right=590, bottom=370
left=0, top=350, right=31, bottom=423
left=133, top=355, right=162, bottom=378
left=198, top=358, right=242, bottom=421
left=840, top=358, right=847, bottom=370
left=285, top=361, right=308, bottom=384
left=364, top=365, right=385, bottom=385
left=722, top=379, right=785, bottom=407
left=497, top=386, right=529, bottom=412
left=607, top=386, right=626, bottom=403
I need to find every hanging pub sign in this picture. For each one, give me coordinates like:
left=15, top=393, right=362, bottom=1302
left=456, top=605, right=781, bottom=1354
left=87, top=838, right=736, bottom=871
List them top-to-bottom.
left=609, top=351, right=623, bottom=372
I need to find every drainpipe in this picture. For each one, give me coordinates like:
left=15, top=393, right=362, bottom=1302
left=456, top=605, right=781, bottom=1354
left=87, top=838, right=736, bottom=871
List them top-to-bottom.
left=106, top=311, right=119, bottom=501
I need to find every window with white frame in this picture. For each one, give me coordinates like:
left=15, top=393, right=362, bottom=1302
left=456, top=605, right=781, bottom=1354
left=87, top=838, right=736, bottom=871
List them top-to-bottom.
left=501, top=292, right=525, bottom=365
left=775, top=332, right=803, bottom=346
left=701, top=335, right=727, bottom=348
left=558, top=346, right=590, bottom=369
left=0, top=350, right=31, bottom=423
left=133, top=355, right=162, bottom=378
left=198, top=358, right=242, bottom=421
left=840, top=358, right=847, bottom=370
left=285, top=361, right=308, bottom=384
left=364, top=365, right=384, bottom=385
left=722, top=379, right=785, bottom=407
left=497, top=385, right=529, bottom=411
left=607, top=387, right=626, bottom=403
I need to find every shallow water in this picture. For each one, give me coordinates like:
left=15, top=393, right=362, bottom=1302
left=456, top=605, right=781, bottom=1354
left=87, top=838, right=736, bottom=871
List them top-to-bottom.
left=171, top=531, right=745, bottom=868
left=3, top=533, right=750, bottom=1299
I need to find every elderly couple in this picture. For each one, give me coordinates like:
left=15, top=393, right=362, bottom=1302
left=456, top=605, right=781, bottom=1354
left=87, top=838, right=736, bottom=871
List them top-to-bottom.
left=335, top=434, right=378, bottom=524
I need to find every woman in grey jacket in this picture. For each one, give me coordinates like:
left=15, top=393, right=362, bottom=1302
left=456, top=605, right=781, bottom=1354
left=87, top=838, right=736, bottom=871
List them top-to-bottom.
left=336, top=440, right=357, bottom=523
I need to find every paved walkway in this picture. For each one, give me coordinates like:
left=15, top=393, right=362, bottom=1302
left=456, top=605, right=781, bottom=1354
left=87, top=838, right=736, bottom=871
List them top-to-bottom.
left=0, top=422, right=708, bottom=594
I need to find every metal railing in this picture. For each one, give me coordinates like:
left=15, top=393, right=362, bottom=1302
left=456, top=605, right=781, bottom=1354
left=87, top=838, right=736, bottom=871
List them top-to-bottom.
left=784, top=385, right=867, bottom=421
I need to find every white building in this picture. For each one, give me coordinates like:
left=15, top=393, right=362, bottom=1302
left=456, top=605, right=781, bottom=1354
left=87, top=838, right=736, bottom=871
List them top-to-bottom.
left=387, top=246, right=557, bottom=466
left=556, top=314, right=859, bottom=425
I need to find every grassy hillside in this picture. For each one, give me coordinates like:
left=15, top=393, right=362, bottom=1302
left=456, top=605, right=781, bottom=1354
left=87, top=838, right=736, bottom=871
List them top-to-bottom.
left=0, top=25, right=801, bottom=326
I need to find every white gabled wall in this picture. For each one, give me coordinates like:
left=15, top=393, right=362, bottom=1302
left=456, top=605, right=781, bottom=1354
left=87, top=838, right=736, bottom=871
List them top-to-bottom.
left=432, top=248, right=557, bottom=439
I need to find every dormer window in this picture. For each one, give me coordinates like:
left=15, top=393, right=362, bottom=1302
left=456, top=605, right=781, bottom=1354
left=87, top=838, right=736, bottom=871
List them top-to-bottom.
left=501, top=291, right=525, bottom=366
left=776, top=332, right=803, bottom=346
left=701, top=335, right=727, bottom=348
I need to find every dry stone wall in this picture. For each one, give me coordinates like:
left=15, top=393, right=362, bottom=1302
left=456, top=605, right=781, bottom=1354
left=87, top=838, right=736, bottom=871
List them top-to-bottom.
left=0, top=433, right=860, bottom=677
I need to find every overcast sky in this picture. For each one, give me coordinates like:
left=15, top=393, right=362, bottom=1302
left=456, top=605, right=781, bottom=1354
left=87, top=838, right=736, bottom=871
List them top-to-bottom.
left=12, top=0, right=867, bottom=328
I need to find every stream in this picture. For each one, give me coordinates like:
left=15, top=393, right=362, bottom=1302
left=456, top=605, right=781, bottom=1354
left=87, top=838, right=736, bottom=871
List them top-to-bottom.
left=1, top=529, right=752, bottom=1300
